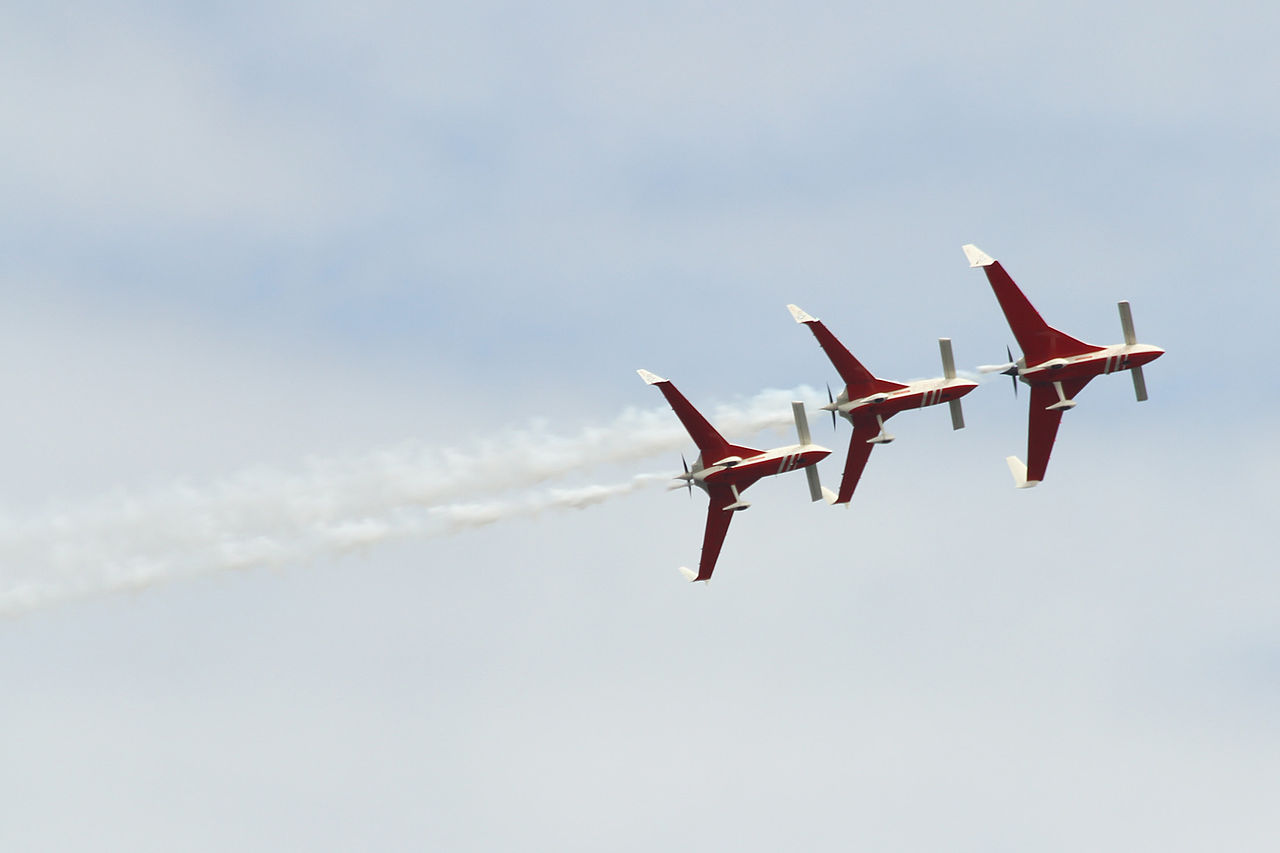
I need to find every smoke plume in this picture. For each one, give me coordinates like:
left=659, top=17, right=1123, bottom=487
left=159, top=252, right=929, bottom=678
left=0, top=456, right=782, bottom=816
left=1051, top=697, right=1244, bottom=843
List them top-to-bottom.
left=0, top=386, right=822, bottom=614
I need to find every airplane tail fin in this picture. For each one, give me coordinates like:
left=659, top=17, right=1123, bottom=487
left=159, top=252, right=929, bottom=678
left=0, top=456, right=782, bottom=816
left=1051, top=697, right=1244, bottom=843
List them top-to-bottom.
left=963, top=245, right=1102, bottom=364
left=637, top=370, right=758, bottom=464
left=1006, top=456, right=1040, bottom=489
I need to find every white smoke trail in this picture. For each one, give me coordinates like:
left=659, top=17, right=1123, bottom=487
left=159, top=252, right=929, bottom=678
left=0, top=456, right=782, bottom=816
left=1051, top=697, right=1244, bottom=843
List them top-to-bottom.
left=0, top=387, right=823, bottom=614
left=321, top=473, right=671, bottom=552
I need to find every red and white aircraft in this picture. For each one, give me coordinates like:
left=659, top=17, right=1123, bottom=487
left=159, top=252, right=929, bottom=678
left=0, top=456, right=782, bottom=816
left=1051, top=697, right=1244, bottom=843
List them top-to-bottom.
left=963, top=244, right=1165, bottom=488
left=787, top=305, right=978, bottom=504
left=637, top=369, right=832, bottom=583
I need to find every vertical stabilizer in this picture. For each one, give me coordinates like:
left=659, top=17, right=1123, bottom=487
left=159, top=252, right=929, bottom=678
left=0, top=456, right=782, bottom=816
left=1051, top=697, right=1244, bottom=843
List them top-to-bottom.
left=1006, top=456, right=1040, bottom=489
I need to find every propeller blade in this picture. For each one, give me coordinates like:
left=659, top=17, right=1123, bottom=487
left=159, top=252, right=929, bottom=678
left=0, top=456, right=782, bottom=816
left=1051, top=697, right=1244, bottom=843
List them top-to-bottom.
left=1004, top=346, right=1018, bottom=397
left=979, top=347, right=1021, bottom=376
left=826, top=383, right=837, bottom=430
left=681, top=454, right=692, bottom=497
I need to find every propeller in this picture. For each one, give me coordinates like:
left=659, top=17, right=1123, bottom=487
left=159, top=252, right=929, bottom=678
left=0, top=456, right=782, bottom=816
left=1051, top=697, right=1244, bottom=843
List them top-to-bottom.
left=977, top=345, right=1020, bottom=397
left=826, top=383, right=837, bottom=430
left=678, top=453, right=693, bottom=498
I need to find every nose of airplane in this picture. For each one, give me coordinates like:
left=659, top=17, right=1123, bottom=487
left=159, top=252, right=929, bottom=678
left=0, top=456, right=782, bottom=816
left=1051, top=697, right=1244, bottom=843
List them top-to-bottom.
left=1140, top=344, right=1166, bottom=363
left=807, top=446, right=832, bottom=463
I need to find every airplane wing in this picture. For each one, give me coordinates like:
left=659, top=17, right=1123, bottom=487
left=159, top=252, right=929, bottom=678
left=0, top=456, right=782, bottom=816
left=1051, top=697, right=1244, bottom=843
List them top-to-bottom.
left=963, top=245, right=1103, bottom=364
left=787, top=305, right=905, bottom=398
left=638, top=370, right=763, bottom=464
left=1025, top=377, right=1093, bottom=483
left=834, top=414, right=884, bottom=504
left=688, top=485, right=737, bottom=582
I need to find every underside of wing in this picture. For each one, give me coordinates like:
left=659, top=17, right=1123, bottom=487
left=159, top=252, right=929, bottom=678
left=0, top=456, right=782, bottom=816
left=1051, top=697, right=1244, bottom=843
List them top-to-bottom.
left=980, top=259, right=1103, bottom=364
left=799, top=317, right=905, bottom=398
left=638, top=372, right=739, bottom=463
left=1025, top=377, right=1093, bottom=483
left=834, top=415, right=882, bottom=504
left=723, top=443, right=767, bottom=462
left=690, top=485, right=737, bottom=582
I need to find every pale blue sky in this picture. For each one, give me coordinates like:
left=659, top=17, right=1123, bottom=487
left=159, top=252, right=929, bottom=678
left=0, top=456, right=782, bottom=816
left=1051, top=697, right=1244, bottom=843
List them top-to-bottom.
left=1, top=2, right=1276, bottom=850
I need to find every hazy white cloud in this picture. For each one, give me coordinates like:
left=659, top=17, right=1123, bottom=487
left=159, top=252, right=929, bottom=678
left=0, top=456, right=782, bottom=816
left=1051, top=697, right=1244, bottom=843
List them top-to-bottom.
left=0, top=2, right=1275, bottom=851
left=0, top=7, right=372, bottom=232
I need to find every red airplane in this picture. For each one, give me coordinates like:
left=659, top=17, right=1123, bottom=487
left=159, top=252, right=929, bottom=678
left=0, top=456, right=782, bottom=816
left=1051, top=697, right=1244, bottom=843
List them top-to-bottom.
left=963, top=244, right=1165, bottom=488
left=786, top=305, right=978, bottom=504
left=637, top=369, right=832, bottom=582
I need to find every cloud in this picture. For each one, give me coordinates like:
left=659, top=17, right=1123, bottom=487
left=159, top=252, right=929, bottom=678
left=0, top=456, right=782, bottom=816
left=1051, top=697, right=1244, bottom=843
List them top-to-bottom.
left=0, top=3, right=1276, bottom=851
left=0, top=7, right=370, bottom=232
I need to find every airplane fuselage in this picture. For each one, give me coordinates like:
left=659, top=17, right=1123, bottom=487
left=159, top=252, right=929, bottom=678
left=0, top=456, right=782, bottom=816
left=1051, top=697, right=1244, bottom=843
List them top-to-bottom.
left=1017, top=343, right=1164, bottom=385
left=835, top=376, right=979, bottom=421
left=693, top=444, right=830, bottom=492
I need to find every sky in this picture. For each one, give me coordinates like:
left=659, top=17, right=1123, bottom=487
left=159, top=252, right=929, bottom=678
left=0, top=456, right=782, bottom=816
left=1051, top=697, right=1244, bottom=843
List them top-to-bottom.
left=1, top=1, right=1278, bottom=849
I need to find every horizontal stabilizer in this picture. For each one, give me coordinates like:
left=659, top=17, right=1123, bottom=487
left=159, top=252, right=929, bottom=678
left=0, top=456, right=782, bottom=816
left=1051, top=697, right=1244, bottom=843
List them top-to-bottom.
left=963, top=244, right=995, bottom=267
left=1118, top=301, right=1138, bottom=346
left=787, top=303, right=817, bottom=324
left=939, top=337, right=957, bottom=379
left=1131, top=365, right=1149, bottom=402
left=636, top=368, right=665, bottom=385
left=792, top=401, right=813, bottom=446
left=1006, top=456, right=1040, bottom=489
left=805, top=465, right=823, bottom=502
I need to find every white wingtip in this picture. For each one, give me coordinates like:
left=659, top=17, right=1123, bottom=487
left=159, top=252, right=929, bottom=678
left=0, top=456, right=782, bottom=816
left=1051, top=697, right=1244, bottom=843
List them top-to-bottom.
left=962, top=244, right=995, bottom=268
left=786, top=304, right=816, bottom=324
left=637, top=369, right=665, bottom=385
left=1005, top=456, right=1039, bottom=489
left=821, top=486, right=839, bottom=505
left=678, top=566, right=698, bottom=582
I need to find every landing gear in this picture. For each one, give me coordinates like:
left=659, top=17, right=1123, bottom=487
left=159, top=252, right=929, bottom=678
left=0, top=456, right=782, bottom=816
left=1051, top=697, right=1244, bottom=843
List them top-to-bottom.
left=1046, top=380, right=1076, bottom=411
left=867, top=413, right=896, bottom=444
left=724, top=484, right=752, bottom=511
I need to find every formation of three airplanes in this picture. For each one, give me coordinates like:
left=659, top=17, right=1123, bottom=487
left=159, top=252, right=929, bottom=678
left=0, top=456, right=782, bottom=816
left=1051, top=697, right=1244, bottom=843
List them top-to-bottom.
left=638, top=244, right=1165, bottom=583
